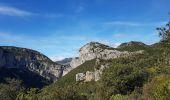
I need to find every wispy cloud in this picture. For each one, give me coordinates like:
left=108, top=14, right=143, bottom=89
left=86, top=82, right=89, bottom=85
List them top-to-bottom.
left=0, top=5, right=63, bottom=18
left=0, top=6, right=33, bottom=16
left=104, top=21, right=167, bottom=27
left=0, top=32, right=89, bottom=60
left=0, top=32, right=24, bottom=42
left=112, top=42, right=121, bottom=48
left=50, top=56, right=65, bottom=61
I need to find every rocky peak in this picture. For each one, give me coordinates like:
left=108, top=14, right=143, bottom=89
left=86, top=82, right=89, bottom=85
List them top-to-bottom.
left=118, top=41, right=146, bottom=48
left=63, top=42, right=144, bottom=76
left=79, top=42, right=114, bottom=53
left=0, top=46, right=62, bottom=81
left=1, top=46, right=51, bottom=62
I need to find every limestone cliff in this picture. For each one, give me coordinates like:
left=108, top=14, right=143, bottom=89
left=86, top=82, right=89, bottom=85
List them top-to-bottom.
left=63, top=42, right=144, bottom=76
left=0, top=46, right=62, bottom=81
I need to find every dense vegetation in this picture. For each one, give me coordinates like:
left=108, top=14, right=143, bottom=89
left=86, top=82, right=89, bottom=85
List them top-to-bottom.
left=1, top=15, right=170, bottom=100
left=56, top=59, right=96, bottom=87
left=0, top=67, right=51, bottom=88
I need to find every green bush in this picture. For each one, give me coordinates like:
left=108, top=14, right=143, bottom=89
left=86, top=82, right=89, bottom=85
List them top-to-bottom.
left=142, top=75, right=170, bottom=100
left=0, top=78, right=24, bottom=100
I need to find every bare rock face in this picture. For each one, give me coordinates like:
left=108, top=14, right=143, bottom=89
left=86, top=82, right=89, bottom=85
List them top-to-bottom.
left=64, top=42, right=130, bottom=75
left=71, top=42, right=129, bottom=66
left=71, top=42, right=145, bottom=82
left=0, top=46, right=62, bottom=81
left=62, top=57, right=79, bottom=76
left=75, top=59, right=109, bottom=82
left=76, top=71, right=95, bottom=82
left=85, top=71, right=95, bottom=82
left=76, top=73, right=85, bottom=81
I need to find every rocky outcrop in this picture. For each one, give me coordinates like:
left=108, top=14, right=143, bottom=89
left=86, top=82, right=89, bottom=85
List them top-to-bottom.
left=64, top=42, right=144, bottom=76
left=70, top=42, right=128, bottom=67
left=0, top=46, right=62, bottom=81
left=62, top=57, right=79, bottom=76
left=75, top=59, right=109, bottom=82
left=76, top=71, right=95, bottom=82
left=85, top=71, right=95, bottom=82
left=76, top=73, right=85, bottom=81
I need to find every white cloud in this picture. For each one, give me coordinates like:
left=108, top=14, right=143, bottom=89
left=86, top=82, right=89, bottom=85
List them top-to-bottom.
left=0, top=5, right=63, bottom=18
left=0, top=6, right=33, bottom=16
left=105, top=21, right=141, bottom=26
left=0, top=32, right=24, bottom=42
left=0, top=32, right=87, bottom=59
left=112, top=42, right=121, bottom=48
left=50, top=56, right=65, bottom=61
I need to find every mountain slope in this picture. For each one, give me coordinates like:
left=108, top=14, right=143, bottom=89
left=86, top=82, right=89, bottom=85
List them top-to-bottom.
left=117, top=41, right=149, bottom=52
left=63, top=42, right=144, bottom=76
left=0, top=46, right=62, bottom=82
left=56, top=58, right=72, bottom=65
left=0, top=67, right=50, bottom=88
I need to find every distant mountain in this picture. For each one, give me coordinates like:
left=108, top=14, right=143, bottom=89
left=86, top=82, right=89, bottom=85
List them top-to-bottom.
left=0, top=41, right=148, bottom=88
left=117, top=41, right=149, bottom=52
left=118, top=41, right=147, bottom=48
left=0, top=46, right=63, bottom=85
left=56, top=58, right=73, bottom=65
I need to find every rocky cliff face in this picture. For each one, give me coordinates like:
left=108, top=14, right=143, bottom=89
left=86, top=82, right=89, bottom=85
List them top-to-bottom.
left=63, top=42, right=144, bottom=76
left=70, top=42, right=127, bottom=68
left=0, top=46, right=62, bottom=81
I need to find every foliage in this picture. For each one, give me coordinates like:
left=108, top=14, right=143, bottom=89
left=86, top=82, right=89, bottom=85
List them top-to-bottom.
left=117, top=45, right=149, bottom=52
left=100, top=53, right=153, bottom=97
left=56, top=59, right=96, bottom=87
left=0, top=67, right=51, bottom=88
left=142, top=75, right=170, bottom=100
left=0, top=78, right=24, bottom=100
left=16, top=88, right=39, bottom=100
left=109, top=94, right=129, bottom=100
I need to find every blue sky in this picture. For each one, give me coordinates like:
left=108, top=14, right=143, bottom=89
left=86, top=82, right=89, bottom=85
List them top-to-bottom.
left=0, top=0, right=169, bottom=61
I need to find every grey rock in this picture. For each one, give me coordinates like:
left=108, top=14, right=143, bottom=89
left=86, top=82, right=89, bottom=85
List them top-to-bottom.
left=66, top=42, right=143, bottom=76
left=0, top=46, right=62, bottom=81
left=56, top=58, right=72, bottom=65
left=76, top=71, right=95, bottom=82
left=85, top=71, right=95, bottom=82
left=76, top=73, right=85, bottom=81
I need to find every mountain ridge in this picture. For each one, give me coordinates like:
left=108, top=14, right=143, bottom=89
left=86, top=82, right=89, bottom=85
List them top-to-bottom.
left=0, top=46, right=63, bottom=82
